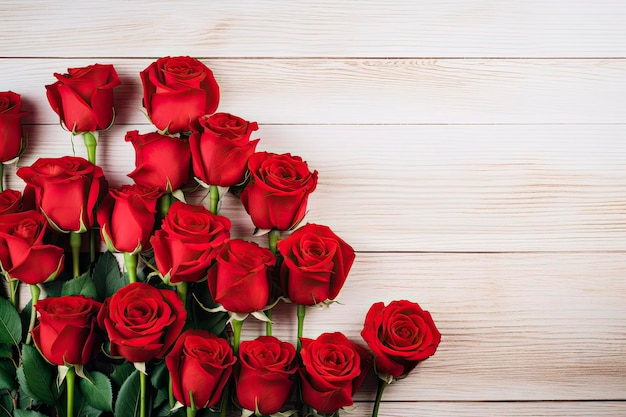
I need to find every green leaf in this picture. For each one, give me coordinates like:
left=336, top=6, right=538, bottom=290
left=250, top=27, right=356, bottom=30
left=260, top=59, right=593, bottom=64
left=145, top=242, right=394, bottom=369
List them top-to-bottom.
left=93, top=251, right=126, bottom=301
left=61, top=272, right=97, bottom=298
left=0, top=296, right=22, bottom=346
left=19, top=300, right=32, bottom=343
left=0, top=344, right=13, bottom=359
left=21, top=344, right=56, bottom=405
left=0, top=360, right=15, bottom=390
left=110, top=361, right=135, bottom=389
left=16, top=366, right=39, bottom=408
left=114, top=369, right=140, bottom=417
left=79, top=371, right=112, bottom=412
left=0, top=392, right=13, bottom=417
left=14, top=410, right=48, bottom=417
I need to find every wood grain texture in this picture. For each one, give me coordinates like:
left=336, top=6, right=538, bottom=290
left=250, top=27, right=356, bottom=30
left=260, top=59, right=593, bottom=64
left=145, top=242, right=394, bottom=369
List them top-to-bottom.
left=1, top=0, right=626, bottom=57
left=1, top=58, right=626, bottom=124
left=4, top=124, right=626, bottom=252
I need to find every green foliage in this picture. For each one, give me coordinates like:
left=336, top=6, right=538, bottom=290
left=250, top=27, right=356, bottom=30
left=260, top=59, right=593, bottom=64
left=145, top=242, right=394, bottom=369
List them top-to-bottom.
left=93, top=251, right=127, bottom=301
left=61, top=272, right=97, bottom=298
left=0, top=296, right=22, bottom=346
left=20, top=345, right=56, bottom=405
left=0, top=360, right=15, bottom=390
left=114, top=369, right=141, bottom=417
left=79, top=371, right=113, bottom=412
left=14, top=410, right=49, bottom=417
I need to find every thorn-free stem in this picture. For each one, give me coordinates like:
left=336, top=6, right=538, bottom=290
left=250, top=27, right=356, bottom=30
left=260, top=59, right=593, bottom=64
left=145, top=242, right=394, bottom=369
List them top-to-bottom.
left=83, top=132, right=97, bottom=165
left=0, top=163, right=4, bottom=193
left=209, top=185, right=219, bottom=214
left=159, top=193, right=173, bottom=219
left=266, top=228, right=281, bottom=336
left=69, top=232, right=83, bottom=278
left=124, top=252, right=138, bottom=284
left=9, top=279, right=18, bottom=309
left=176, top=281, right=188, bottom=309
left=25, top=284, right=41, bottom=345
left=297, top=304, right=306, bottom=352
left=232, top=319, right=243, bottom=356
left=66, top=366, right=75, bottom=417
left=139, top=370, right=147, bottom=417
left=371, top=377, right=388, bottom=417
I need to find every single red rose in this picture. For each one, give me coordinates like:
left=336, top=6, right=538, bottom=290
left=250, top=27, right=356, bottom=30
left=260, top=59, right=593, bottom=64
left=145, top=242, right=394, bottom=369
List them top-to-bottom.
left=140, top=56, right=220, bottom=134
left=45, top=64, right=120, bottom=133
left=0, top=91, right=27, bottom=163
left=189, top=113, right=259, bottom=187
left=125, top=130, right=191, bottom=193
left=240, top=152, right=318, bottom=231
left=16, top=156, right=108, bottom=233
left=97, top=184, right=160, bottom=253
left=0, top=189, right=22, bottom=215
left=151, top=201, right=231, bottom=284
left=0, top=211, right=64, bottom=284
left=278, top=223, right=355, bottom=305
left=207, top=239, right=275, bottom=314
left=97, top=282, right=186, bottom=363
left=32, top=295, right=102, bottom=366
left=361, top=300, right=441, bottom=379
left=165, top=329, right=235, bottom=409
left=299, top=332, right=371, bottom=414
left=236, top=336, right=297, bottom=415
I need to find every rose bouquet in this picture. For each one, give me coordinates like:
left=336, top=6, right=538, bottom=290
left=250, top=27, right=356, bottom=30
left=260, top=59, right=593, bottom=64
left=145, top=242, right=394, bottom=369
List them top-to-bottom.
left=0, top=56, right=441, bottom=417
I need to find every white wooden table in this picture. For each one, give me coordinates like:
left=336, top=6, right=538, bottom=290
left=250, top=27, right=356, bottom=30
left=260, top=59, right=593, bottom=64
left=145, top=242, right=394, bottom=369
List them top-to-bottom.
left=1, top=1, right=626, bottom=415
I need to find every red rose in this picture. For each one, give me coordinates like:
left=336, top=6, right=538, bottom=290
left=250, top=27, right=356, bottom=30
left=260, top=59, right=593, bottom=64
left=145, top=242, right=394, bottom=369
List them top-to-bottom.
left=140, top=56, right=220, bottom=134
left=45, top=64, right=120, bottom=133
left=0, top=91, right=27, bottom=163
left=189, top=113, right=259, bottom=186
left=125, top=130, right=191, bottom=193
left=240, top=152, right=318, bottom=231
left=16, top=156, right=108, bottom=233
left=97, top=184, right=160, bottom=253
left=0, top=189, right=22, bottom=214
left=151, top=201, right=231, bottom=284
left=0, top=211, right=64, bottom=284
left=278, top=223, right=355, bottom=305
left=207, top=239, right=275, bottom=314
left=97, top=282, right=187, bottom=363
left=31, top=295, right=102, bottom=366
left=361, top=300, right=441, bottom=379
left=165, top=329, right=235, bottom=409
left=299, top=332, right=370, bottom=414
left=236, top=336, right=297, bottom=415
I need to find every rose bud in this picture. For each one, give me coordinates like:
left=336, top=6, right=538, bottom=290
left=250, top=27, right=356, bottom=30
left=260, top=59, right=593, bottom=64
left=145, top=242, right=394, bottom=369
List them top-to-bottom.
left=140, top=56, right=220, bottom=134
left=45, top=64, right=120, bottom=133
left=0, top=91, right=27, bottom=163
left=189, top=112, right=259, bottom=187
left=125, top=130, right=191, bottom=193
left=240, top=152, right=318, bottom=231
left=16, top=156, right=108, bottom=233
left=150, top=201, right=231, bottom=284
left=278, top=223, right=355, bottom=305
left=207, top=239, right=276, bottom=314
left=97, top=282, right=186, bottom=363
left=32, top=295, right=102, bottom=366
left=361, top=299, right=441, bottom=379
left=166, top=329, right=236, bottom=409
left=299, top=332, right=370, bottom=414
left=236, top=336, right=297, bottom=415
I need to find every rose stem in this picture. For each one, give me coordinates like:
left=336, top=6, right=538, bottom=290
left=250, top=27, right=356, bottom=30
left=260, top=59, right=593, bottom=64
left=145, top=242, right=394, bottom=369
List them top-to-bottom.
left=83, top=132, right=97, bottom=166
left=0, top=163, right=4, bottom=193
left=209, top=185, right=219, bottom=214
left=159, top=193, right=173, bottom=219
left=266, top=228, right=281, bottom=336
left=69, top=232, right=83, bottom=277
left=124, top=252, right=138, bottom=284
left=9, top=280, right=18, bottom=309
left=176, top=282, right=188, bottom=309
left=25, top=284, right=41, bottom=345
left=296, top=304, right=306, bottom=352
left=232, top=319, right=243, bottom=356
left=66, top=366, right=75, bottom=417
left=139, top=370, right=147, bottom=417
left=168, top=375, right=174, bottom=408
left=371, top=377, right=388, bottom=417
left=186, top=390, right=196, bottom=417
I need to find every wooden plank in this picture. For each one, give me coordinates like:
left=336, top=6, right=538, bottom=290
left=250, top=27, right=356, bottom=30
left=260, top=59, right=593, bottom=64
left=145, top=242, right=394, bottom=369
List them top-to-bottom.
left=1, top=1, right=626, bottom=58
left=2, top=58, right=626, bottom=124
left=4, top=124, right=626, bottom=252
left=235, top=252, right=626, bottom=401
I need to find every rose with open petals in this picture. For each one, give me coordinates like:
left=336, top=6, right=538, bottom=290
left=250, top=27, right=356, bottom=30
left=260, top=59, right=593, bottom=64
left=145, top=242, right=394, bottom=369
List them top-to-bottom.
left=140, top=56, right=220, bottom=134
left=45, top=64, right=120, bottom=133
left=0, top=91, right=27, bottom=163
left=190, top=113, right=259, bottom=186
left=240, top=152, right=318, bottom=231
left=16, top=156, right=107, bottom=233
left=0, top=189, right=22, bottom=215
left=151, top=201, right=231, bottom=284
left=278, top=223, right=355, bottom=305
left=207, top=239, right=275, bottom=314
left=97, top=282, right=186, bottom=363
left=32, top=295, right=102, bottom=366
left=361, top=300, right=441, bottom=379
left=166, top=329, right=235, bottom=409
left=299, top=332, right=370, bottom=414
left=236, top=336, right=297, bottom=415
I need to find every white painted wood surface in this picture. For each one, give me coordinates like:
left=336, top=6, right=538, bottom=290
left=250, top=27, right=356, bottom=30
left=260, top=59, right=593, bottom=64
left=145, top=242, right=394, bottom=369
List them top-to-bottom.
left=1, top=1, right=625, bottom=415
